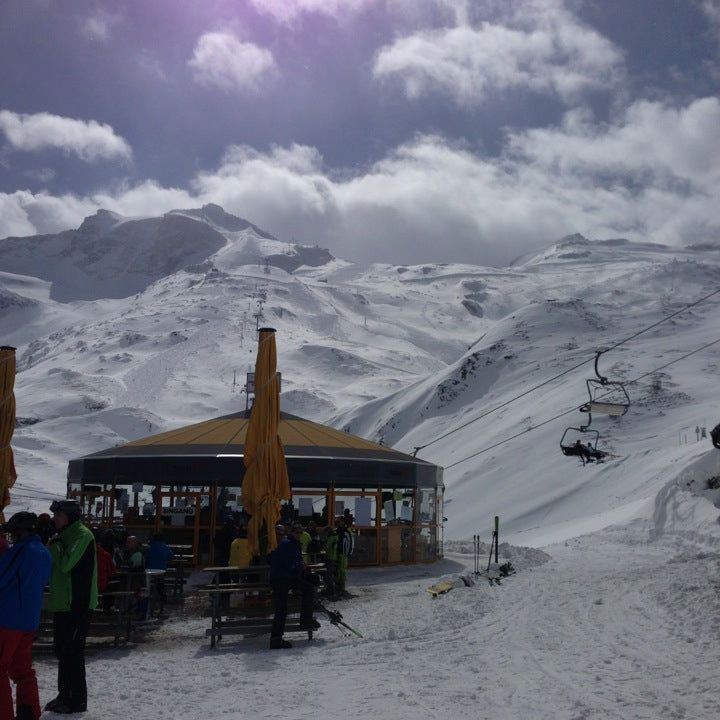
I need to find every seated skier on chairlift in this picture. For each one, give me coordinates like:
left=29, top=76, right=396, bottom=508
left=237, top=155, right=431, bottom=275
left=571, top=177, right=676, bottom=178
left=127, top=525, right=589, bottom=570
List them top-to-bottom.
left=571, top=439, right=593, bottom=465
left=567, top=440, right=606, bottom=465
left=585, top=442, right=607, bottom=463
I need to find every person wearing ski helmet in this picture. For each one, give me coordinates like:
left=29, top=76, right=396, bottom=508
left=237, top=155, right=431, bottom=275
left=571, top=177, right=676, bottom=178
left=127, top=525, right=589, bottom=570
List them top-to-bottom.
left=45, top=500, right=98, bottom=715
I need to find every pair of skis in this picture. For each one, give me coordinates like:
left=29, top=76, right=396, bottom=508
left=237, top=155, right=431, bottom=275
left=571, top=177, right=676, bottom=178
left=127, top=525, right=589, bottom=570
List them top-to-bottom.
left=314, top=600, right=363, bottom=638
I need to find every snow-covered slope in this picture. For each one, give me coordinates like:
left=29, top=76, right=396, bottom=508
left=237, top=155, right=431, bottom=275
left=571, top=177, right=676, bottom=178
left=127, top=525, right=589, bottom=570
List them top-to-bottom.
left=3, top=215, right=720, bottom=550
left=338, top=236, right=720, bottom=543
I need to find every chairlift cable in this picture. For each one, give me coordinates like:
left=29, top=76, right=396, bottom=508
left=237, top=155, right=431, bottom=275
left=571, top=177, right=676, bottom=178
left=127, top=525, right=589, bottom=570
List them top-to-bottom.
left=413, top=285, right=720, bottom=453
left=444, top=335, right=720, bottom=470
left=8, top=484, right=65, bottom=501
left=12, top=486, right=63, bottom=499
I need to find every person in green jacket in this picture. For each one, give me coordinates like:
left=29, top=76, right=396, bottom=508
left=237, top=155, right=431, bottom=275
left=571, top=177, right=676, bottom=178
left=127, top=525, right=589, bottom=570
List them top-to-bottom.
left=45, top=500, right=97, bottom=715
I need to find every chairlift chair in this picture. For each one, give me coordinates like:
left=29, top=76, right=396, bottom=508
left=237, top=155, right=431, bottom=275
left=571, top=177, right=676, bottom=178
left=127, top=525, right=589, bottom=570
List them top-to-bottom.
left=579, top=351, right=630, bottom=417
left=711, top=422, right=720, bottom=449
left=560, top=425, right=607, bottom=464
left=560, top=425, right=599, bottom=455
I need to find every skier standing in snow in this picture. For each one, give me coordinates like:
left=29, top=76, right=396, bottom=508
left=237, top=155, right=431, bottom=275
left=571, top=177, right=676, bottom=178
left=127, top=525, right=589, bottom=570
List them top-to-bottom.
left=45, top=500, right=98, bottom=715
left=0, top=512, right=52, bottom=720
left=335, top=517, right=354, bottom=598
left=213, top=518, right=237, bottom=567
left=306, top=521, right=322, bottom=564
left=323, top=521, right=339, bottom=598
left=268, top=524, right=319, bottom=649
left=298, top=524, right=312, bottom=564
left=145, top=533, right=175, bottom=607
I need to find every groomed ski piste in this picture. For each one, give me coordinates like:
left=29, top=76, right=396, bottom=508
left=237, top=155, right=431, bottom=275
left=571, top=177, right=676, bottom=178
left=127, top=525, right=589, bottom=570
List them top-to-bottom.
left=2, top=207, right=720, bottom=718
left=34, top=515, right=720, bottom=720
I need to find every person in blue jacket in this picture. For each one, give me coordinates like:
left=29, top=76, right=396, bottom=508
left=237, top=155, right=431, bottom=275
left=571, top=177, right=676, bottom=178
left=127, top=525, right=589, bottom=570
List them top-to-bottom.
left=0, top=512, right=52, bottom=720
left=268, top=523, right=319, bottom=649
left=145, top=533, right=175, bottom=607
left=145, top=533, right=174, bottom=571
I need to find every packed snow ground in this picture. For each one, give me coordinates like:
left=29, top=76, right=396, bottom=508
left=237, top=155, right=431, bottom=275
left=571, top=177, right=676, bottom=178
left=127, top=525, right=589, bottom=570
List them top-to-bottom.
left=36, top=510, right=720, bottom=719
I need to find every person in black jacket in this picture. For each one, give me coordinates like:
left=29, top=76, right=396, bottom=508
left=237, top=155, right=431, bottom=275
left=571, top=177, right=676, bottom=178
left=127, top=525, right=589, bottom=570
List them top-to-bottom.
left=213, top=519, right=237, bottom=567
left=268, top=524, right=319, bottom=649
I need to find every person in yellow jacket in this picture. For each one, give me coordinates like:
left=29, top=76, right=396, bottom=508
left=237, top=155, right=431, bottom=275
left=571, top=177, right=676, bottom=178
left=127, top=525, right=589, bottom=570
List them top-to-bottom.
left=298, top=526, right=312, bottom=564
left=228, top=527, right=251, bottom=567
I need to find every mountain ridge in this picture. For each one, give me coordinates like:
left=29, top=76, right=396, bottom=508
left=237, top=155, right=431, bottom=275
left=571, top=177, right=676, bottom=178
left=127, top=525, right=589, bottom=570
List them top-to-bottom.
left=0, top=204, right=335, bottom=301
left=3, top=212, right=720, bottom=546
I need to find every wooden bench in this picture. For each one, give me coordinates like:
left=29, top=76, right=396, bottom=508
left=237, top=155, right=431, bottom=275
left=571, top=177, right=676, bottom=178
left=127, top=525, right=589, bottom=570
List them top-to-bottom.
left=165, top=558, right=188, bottom=600
left=200, top=564, right=326, bottom=648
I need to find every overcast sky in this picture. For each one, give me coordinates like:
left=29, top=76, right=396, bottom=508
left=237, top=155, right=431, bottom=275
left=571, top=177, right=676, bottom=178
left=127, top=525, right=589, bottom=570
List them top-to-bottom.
left=1, top=0, right=719, bottom=265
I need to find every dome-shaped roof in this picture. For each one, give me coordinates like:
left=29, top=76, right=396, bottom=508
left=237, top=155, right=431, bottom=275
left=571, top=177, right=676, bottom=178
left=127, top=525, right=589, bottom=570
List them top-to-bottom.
left=68, top=411, right=442, bottom=490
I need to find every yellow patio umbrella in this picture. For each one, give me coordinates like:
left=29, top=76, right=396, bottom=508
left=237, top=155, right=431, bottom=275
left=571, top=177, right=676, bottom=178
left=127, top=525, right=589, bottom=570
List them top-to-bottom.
left=241, top=328, right=291, bottom=557
left=0, top=346, right=18, bottom=523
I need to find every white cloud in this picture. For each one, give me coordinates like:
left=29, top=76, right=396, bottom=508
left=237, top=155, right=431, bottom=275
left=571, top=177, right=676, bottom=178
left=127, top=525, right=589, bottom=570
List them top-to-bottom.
left=245, top=0, right=466, bottom=25
left=247, top=0, right=375, bottom=24
left=373, top=0, right=623, bottom=104
left=703, top=0, right=720, bottom=40
left=704, top=0, right=720, bottom=24
left=80, top=8, right=122, bottom=42
left=188, top=32, right=277, bottom=93
left=137, top=50, right=167, bottom=81
left=2, top=98, right=719, bottom=264
left=509, top=98, right=720, bottom=186
left=0, top=110, right=132, bottom=162
left=22, top=167, right=56, bottom=183
left=90, top=181, right=195, bottom=219
left=0, top=190, right=96, bottom=238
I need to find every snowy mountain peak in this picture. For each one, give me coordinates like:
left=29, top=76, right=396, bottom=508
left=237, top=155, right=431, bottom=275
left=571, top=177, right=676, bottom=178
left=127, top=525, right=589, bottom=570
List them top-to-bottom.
left=167, top=203, right=277, bottom=239
left=77, top=208, right=123, bottom=235
left=558, top=233, right=590, bottom=247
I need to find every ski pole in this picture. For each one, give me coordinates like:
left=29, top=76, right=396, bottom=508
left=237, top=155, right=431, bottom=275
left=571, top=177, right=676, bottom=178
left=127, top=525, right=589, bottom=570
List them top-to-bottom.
left=494, top=516, right=499, bottom=565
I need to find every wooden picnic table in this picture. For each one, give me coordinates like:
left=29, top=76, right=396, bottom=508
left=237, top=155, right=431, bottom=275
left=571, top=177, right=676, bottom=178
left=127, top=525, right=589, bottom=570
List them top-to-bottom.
left=199, top=564, right=326, bottom=648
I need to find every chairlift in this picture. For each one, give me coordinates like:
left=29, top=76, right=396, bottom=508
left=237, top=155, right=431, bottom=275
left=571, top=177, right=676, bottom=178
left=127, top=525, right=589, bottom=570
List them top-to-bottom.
left=579, top=350, right=630, bottom=417
left=711, top=422, right=720, bottom=449
left=560, top=424, right=608, bottom=465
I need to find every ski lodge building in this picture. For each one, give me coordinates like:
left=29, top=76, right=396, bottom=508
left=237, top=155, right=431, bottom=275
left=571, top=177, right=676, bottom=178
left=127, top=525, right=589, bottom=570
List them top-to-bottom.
left=67, top=411, right=444, bottom=567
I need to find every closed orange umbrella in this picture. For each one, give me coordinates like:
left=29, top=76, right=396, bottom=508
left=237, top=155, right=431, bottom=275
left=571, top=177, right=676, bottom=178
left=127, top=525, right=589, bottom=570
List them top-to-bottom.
left=241, top=328, right=290, bottom=557
left=0, top=346, right=18, bottom=523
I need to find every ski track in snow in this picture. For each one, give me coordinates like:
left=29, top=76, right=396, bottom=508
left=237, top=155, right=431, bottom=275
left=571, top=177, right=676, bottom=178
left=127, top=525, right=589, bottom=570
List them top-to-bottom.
left=36, top=527, right=720, bottom=720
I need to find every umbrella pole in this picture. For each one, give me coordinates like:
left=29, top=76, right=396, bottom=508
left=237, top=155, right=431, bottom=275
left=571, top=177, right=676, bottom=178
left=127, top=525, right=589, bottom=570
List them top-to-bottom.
left=0, top=346, right=17, bottom=524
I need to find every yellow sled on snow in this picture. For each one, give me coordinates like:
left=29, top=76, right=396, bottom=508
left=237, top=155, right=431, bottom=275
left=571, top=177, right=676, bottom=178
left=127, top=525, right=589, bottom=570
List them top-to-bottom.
left=426, top=579, right=455, bottom=598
